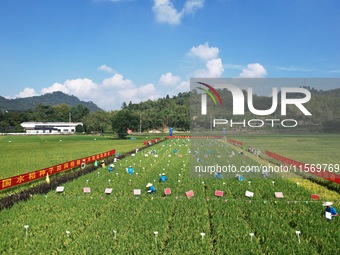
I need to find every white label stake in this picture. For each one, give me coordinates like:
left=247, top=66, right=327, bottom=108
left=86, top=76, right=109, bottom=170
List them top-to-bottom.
left=24, top=225, right=29, bottom=236
left=154, top=231, right=158, bottom=244
left=296, top=231, right=301, bottom=243
left=200, top=232, right=205, bottom=241
left=249, top=233, right=254, bottom=242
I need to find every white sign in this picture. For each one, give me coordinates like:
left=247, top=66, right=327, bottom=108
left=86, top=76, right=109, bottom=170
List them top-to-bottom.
left=56, top=186, right=64, bottom=192
left=105, top=188, right=113, bottom=194
left=134, top=189, right=141, bottom=195
left=245, top=191, right=254, bottom=198
left=274, top=192, right=284, bottom=198
left=325, top=211, right=332, bottom=220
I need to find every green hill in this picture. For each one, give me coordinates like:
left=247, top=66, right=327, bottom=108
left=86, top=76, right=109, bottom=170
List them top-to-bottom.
left=0, top=91, right=102, bottom=112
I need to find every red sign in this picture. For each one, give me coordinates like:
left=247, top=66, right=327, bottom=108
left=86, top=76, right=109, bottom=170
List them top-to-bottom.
left=143, top=138, right=160, bottom=145
left=227, top=138, right=243, bottom=146
left=0, top=149, right=116, bottom=191
left=164, top=188, right=171, bottom=195
left=186, top=190, right=194, bottom=199
left=215, top=190, right=224, bottom=197
left=311, top=194, right=320, bottom=200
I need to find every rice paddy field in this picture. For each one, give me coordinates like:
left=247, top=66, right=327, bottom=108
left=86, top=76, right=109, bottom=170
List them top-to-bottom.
left=229, top=133, right=340, bottom=165
left=0, top=134, right=339, bottom=254
left=0, top=134, right=148, bottom=179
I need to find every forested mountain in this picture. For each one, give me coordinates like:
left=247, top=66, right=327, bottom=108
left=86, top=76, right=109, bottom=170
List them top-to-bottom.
left=0, top=92, right=102, bottom=112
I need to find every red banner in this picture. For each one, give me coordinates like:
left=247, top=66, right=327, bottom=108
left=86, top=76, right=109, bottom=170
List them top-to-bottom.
left=166, top=135, right=223, bottom=139
left=143, top=138, right=161, bottom=145
left=227, top=138, right=243, bottom=146
left=0, top=149, right=116, bottom=191
left=265, top=150, right=340, bottom=184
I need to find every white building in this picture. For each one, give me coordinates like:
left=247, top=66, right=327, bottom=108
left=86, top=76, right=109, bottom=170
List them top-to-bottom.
left=21, top=122, right=83, bottom=134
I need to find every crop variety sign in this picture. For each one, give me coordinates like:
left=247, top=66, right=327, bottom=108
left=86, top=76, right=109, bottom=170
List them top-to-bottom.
left=0, top=149, right=115, bottom=190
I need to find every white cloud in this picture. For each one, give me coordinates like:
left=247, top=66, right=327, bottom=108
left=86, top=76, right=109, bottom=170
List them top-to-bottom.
left=152, top=0, right=204, bottom=25
left=152, top=0, right=182, bottom=25
left=183, top=0, right=205, bottom=15
left=189, top=42, right=219, bottom=61
left=186, top=43, right=225, bottom=78
left=194, top=58, right=224, bottom=78
left=239, top=63, right=267, bottom=78
left=97, top=64, right=115, bottom=73
left=275, top=66, right=314, bottom=72
left=159, top=72, right=181, bottom=86
left=14, top=73, right=162, bottom=111
left=102, top=73, right=134, bottom=89
left=41, top=78, right=97, bottom=98
left=176, top=80, right=190, bottom=91
left=41, top=82, right=69, bottom=94
left=116, top=83, right=160, bottom=105
left=139, top=83, right=159, bottom=98
left=15, top=88, right=38, bottom=98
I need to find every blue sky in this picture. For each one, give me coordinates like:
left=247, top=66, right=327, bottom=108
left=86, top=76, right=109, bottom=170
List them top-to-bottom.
left=0, top=0, right=339, bottom=110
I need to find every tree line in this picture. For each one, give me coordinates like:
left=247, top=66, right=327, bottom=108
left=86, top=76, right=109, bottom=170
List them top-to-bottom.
left=1, top=88, right=339, bottom=135
left=0, top=92, right=190, bottom=137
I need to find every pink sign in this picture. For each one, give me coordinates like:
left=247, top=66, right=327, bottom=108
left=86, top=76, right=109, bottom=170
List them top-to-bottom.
left=164, top=188, right=171, bottom=195
left=134, top=189, right=141, bottom=195
left=186, top=190, right=194, bottom=199
left=215, top=190, right=223, bottom=197
left=274, top=192, right=284, bottom=198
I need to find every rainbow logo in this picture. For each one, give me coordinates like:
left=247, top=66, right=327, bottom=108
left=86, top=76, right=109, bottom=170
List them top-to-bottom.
left=196, top=82, right=223, bottom=115
left=196, top=82, right=223, bottom=106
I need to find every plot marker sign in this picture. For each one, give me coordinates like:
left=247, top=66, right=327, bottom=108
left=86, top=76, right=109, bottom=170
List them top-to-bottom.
left=56, top=186, right=64, bottom=193
left=83, top=187, right=91, bottom=193
left=105, top=188, right=113, bottom=194
left=164, top=188, right=171, bottom=195
left=134, top=189, right=141, bottom=196
left=186, top=190, right=194, bottom=199
left=215, top=190, right=223, bottom=197
left=245, top=191, right=254, bottom=198
left=274, top=192, right=284, bottom=198
left=311, top=194, right=320, bottom=200
left=295, top=230, right=301, bottom=243
left=249, top=233, right=254, bottom=242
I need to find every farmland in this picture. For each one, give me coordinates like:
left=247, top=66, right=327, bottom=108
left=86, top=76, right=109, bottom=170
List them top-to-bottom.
left=228, top=133, right=340, bottom=165
left=0, top=135, right=339, bottom=254
left=0, top=135, right=149, bottom=179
